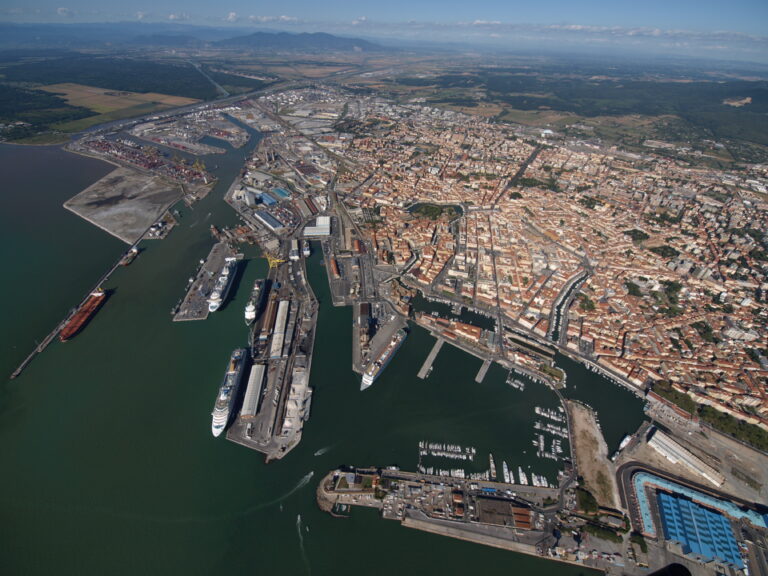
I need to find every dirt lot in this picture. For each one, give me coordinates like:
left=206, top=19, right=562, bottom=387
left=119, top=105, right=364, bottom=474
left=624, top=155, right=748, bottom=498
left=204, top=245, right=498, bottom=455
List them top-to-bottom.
left=64, top=166, right=182, bottom=244
left=568, top=400, right=619, bottom=508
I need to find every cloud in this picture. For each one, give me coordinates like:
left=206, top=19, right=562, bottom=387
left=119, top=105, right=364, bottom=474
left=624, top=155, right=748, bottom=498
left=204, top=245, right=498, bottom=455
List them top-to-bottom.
left=56, top=7, right=74, bottom=18
left=135, top=11, right=147, bottom=21
left=225, top=11, right=238, bottom=23
left=167, top=12, right=189, bottom=21
left=249, top=14, right=298, bottom=24
left=352, top=16, right=367, bottom=26
left=472, top=20, right=501, bottom=26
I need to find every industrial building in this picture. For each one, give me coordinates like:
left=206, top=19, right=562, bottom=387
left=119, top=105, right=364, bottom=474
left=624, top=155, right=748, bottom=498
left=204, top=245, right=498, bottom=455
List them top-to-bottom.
left=254, top=210, right=284, bottom=232
left=304, top=215, right=331, bottom=237
left=270, top=300, right=290, bottom=359
left=240, top=364, right=266, bottom=418
left=647, top=428, right=725, bottom=487
left=657, top=491, right=744, bottom=569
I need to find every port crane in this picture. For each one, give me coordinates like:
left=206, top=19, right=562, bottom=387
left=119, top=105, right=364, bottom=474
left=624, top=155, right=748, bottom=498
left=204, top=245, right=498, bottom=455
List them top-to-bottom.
left=266, top=254, right=286, bottom=269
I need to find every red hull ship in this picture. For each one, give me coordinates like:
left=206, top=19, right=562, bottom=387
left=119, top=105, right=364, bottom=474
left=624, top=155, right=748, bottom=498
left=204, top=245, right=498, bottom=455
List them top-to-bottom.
left=59, top=289, right=107, bottom=342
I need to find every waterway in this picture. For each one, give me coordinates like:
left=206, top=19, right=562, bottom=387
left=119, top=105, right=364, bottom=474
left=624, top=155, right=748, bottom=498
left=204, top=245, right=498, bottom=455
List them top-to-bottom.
left=0, top=136, right=636, bottom=575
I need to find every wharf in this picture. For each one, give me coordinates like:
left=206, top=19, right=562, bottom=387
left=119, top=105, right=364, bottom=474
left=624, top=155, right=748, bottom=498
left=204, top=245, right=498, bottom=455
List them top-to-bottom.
left=172, top=242, right=233, bottom=322
left=417, top=337, right=444, bottom=379
left=475, top=359, right=492, bottom=383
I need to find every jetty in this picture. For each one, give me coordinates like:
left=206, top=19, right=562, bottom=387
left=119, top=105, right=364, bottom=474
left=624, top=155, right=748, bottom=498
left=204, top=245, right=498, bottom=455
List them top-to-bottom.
left=417, top=337, right=444, bottom=379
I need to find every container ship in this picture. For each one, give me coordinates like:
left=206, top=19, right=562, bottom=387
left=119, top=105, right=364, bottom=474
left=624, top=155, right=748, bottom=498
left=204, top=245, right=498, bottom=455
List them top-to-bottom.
left=119, top=247, right=140, bottom=266
left=208, top=257, right=238, bottom=313
left=244, top=279, right=264, bottom=326
left=59, top=289, right=107, bottom=342
left=360, top=329, right=407, bottom=390
left=211, top=348, right=247, bottom=437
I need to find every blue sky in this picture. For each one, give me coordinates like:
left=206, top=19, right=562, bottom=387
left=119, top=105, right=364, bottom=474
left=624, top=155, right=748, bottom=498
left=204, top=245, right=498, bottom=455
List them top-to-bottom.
left=2, top=0, right=767, bottom=62
left=3, top=0, right=767, bottom=34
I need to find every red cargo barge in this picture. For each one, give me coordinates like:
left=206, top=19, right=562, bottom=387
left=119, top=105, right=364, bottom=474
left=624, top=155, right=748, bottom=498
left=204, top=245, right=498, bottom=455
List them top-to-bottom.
left=59, top=289, right=107, bottom=342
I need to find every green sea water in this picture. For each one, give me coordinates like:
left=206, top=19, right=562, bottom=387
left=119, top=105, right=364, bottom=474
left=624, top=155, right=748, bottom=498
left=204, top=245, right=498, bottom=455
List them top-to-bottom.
left=0, top=139, right=639, bottom=575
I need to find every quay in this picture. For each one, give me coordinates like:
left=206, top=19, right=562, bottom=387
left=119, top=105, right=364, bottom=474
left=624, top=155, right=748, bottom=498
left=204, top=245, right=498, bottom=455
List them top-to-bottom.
left=172, top=242, right=233, bottom=322
left=417, top=337, right=444, bottom=379
left=475, top=359, right=492, bottom=383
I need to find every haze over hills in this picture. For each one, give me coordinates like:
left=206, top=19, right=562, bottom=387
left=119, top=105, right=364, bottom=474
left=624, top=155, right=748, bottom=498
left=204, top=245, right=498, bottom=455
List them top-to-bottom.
left=0, top=22, right=384, bottom=52
left=216, top=31, right=384, bottom=52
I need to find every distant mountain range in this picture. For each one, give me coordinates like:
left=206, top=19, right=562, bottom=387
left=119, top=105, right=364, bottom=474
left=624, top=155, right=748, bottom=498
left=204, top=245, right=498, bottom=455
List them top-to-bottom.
left=0, top=23, right=385, bottom=52
left=216, top=31, right=382, bottom=52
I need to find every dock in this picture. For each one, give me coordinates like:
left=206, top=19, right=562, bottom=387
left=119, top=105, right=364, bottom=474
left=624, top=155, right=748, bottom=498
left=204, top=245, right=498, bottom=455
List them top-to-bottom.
left=172, top=242, right=232, bottom=322
left=418, top=338, right=444, bottom=379
left=475, top=359, right=492, bottom=383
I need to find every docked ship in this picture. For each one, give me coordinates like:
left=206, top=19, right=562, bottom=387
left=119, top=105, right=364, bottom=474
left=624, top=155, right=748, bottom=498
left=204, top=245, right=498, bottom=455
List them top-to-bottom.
left=302, top=240, right=311, bottom=258
left=119, top=247, right=140, bottom=266
left=208, top=257, right=238, bottom=313
left=244, top=279, right=264, bottom=326
left=59, top=289, right=107, bottom=342
left=360, top=328, right=407, bottom=390
left=211, top=348, right=247, bottom=437
left=489, top=454, right=497, bottom=481
left=502, top=461, right=511, bottom=484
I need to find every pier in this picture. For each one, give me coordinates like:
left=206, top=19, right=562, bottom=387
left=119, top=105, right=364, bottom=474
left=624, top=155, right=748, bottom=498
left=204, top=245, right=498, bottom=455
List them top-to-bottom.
left=10, top=241, right=141, bottom=380
left=172, top=242, right=233, bottom=322
left=417, top=338, right=444, bottom=379
left=475, top=359, right=492, bottom=383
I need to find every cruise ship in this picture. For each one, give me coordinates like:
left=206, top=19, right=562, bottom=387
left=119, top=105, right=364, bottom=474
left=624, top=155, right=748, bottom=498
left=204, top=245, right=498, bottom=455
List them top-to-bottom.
left=208, top=257, right=238, bottom=313
left=244, top=279, right=264, bottom=325
left=360, top=329, right=407, bottom=390
left=211, top=348, right=247, bottom=437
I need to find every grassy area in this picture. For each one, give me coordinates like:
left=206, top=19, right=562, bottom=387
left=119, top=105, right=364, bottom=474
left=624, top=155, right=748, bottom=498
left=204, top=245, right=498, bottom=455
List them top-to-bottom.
left=53, top=102, right=172, bottom=132
left=10, top=133, right=71, bottom=145
left=409, top=203, right=462, bottom=220
left=652, top=381, right=696, bottom=414
left=699, top=406, right=768, bottom=451
left=576, top=487, right=598, bottom=514
left=583, top=523, right=623, bottom=544
left=630, top=532, right=648, bottom=553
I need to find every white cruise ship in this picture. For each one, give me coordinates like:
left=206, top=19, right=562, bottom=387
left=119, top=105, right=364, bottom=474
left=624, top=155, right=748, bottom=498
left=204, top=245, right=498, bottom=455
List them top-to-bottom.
left=208, top=258, right=238, bottom=313
left=360, top=329, right=407, bottom=390
left=211, top=348, right=247, bottom=437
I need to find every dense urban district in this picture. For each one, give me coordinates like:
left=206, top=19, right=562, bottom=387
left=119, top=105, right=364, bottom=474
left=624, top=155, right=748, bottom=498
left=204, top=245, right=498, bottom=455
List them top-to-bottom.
left=13, top=78, right=768, bottom=576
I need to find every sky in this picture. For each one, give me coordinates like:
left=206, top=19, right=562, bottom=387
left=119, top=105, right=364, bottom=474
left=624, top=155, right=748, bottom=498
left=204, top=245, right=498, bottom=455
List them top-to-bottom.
left=2, top=0, right=768, bottom=61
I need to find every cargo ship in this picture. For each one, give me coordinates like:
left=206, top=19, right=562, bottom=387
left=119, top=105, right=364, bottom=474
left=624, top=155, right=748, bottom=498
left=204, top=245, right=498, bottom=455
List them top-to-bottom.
left=119, top=247, right=140, bottom=266
left=208, top=257, right=238, bottom=313
left=244, top=279, right=264, bottom=326
left=59, top=289, right=107, bottom=342
left=360, top=328, right=407, bottom=390
left=211, top=348, right=247, bottom=437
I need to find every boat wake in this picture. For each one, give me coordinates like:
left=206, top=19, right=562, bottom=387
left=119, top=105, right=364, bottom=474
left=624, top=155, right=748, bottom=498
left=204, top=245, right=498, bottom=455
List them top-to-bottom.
left=313, top=445, right=333, bottom=457
left=296, top=514, right=311, bottom=574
